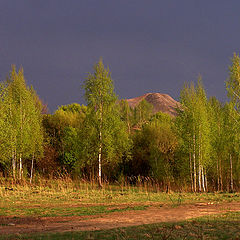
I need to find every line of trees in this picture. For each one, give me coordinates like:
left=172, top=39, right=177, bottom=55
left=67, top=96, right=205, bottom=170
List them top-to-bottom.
left=1, top=55, right=240, bottom=192
left=0, top=66, right=43, bottom=182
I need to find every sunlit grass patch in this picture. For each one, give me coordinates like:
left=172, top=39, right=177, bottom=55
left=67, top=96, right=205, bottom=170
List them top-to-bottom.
left=1, top=178, right=240, bottom=218
left=0, top=203, right=148, bottom=218
left=1, top=211, right=240, bottom=240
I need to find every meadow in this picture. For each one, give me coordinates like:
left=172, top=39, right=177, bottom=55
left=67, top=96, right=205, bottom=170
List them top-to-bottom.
left=0, top=177, right=240, bottom=239
left=2, top=212, right=240, bottom=240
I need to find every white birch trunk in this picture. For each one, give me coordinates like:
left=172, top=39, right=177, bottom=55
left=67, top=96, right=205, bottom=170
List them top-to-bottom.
left=98, top=95, right=103, bottom=188
left=198, top=131, right=202, bottom=192
left=193, top=134, right=197, bottom=192
left=98, top=136, right=102, bottom=187
left=12, top=149, right=16, bottom=179
left=189, top=152, right=194, bottom=192
left=19, top=153, right=22, bottom=180
left=30, top=154, right=34, bottom=184
left=230, top=154, right=233, bottom=192
left=217, top=158, right=220, bottom=191
left=201, top=166, right=206, bottom=192
left=205, top=168, right=208, bottom=192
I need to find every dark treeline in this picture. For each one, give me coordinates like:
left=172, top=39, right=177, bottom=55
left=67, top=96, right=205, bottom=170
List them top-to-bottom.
left=1, top=54, right=240, bottom=192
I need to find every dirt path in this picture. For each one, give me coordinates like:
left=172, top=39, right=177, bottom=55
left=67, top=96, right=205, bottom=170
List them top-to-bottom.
left=1, top=202, right=240, bottom=235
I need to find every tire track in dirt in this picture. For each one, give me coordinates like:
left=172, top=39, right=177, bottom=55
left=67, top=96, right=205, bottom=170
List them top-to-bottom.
left=0, top=202, right=240, bottom=235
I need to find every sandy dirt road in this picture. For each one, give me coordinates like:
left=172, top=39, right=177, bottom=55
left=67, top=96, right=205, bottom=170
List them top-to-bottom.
left=0, top=202, right=240, bottom=235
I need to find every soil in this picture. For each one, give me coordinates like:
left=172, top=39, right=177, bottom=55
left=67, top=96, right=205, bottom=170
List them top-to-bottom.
left=126, top=92, right=180, bottom=116
left=0, top=201, right=240, bottom=235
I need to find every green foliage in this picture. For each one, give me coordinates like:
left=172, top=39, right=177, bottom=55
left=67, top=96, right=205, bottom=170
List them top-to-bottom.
left=226, top=52, right=240, bottom=111
left=2, top=55, right=240, bottom=192
left=82, top=59, right=130, bottom=180
left=0, top=66, right=44, bottom=177
left=175, top=78, right=211, bottom=192
left=0, top=82, right=12, bottom=170
left=119, top=99, right=153, bottom=133
left=133, top=99, right=153, bottom=127
left=42, top=103, right=87, bottom=172
left=130, top=112, right=178, bottom=187
left=148, top=119, right=178, bottom=185
left=130, top=128, right=152, bottom=177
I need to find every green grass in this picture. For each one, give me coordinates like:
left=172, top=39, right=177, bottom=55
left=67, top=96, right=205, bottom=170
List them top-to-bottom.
left=1, top=180, right=240, bottom=218
left=1, top=180, right=240, bottom=239
left=1, top=181, right=240, bottom=206
left=0, top=205, right=147, bottom=218
left=1, top=211, right=240, bottom=240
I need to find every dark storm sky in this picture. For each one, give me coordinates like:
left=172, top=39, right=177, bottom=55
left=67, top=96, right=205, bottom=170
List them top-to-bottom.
left=1, top=1, right=240, bottom=112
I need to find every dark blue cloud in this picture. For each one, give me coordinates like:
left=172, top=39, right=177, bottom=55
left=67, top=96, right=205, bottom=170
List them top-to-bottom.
left=1, top=1, right=240, bottom=111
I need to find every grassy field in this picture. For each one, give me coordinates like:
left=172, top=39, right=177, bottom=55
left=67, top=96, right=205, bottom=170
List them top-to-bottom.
left=1, top=178, right=240, bottom=239
left=1, top=178, right=240, bottom=212
left=1, top=189, right=240, bottom=218
left=0, top=204, right=148, bottom=218
left=1, top=211, right=240, bottom=240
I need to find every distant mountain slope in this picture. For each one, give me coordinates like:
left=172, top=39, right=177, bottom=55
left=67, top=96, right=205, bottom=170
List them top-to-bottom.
left=126, top=93, right=180, bottom=117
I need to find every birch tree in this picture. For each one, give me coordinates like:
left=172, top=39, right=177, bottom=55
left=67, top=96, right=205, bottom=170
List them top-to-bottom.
left=225, top=52, right=240, bottom=191
left=226, top=52, right=240, bottom=111
left=83, top=59, right=129, bottom=186
left=3, top=66, right=44, bottom=180
left=176, top=78, right=211, bottom=192
left=0, top=82, right=12, bottom=173
left=208, top=97, right=225, bottom=191
left=148, top=116, right=177, bottom=192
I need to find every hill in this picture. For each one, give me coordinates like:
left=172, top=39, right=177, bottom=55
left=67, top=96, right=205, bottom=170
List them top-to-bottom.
left=126, top=93, right=180, bottom=117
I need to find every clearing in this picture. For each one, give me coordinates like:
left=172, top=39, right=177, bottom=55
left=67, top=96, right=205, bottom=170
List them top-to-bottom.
left=1, top=201, right=240, bottom=235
